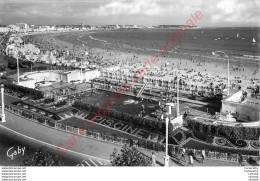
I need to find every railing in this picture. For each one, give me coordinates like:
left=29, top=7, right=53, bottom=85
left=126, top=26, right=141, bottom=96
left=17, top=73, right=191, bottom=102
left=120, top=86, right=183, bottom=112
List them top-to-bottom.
left=94, top=76, right=224, bottom=97
left=136, top=82, right=148, bottom=97
left=5, top=103, right=129, bottom=145
left=4, top=104, right=164, bottom=151
left=5, top=104, right=259, bottom=164
left=169, top=145, right=259, bottom=163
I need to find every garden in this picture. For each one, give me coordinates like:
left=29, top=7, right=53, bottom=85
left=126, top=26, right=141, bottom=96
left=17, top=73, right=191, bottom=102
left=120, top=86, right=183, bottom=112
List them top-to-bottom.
left=0, top=79, right=44, bottom=100
left=11, top=100, right=73, bottom=120
left=73, top=101, right=166, bottom=134
left=58, top=116, right=165, bottom=151
left=185, top=116, right=260, bottom=141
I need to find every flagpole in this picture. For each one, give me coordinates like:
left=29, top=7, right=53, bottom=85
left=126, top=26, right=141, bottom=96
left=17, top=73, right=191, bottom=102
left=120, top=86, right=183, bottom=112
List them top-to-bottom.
left=81, top=44, right=84, bottom=83
left=15, top=48, right=20, bottom=85
left=81, top=57, right=83, bottom=83
left=227, top=57, right=230, bottom=96
left=175, top=66, right=180, bottom=116
left=177, top=73, right=179, bottom=116
left=1, top=84, right=5, bottom=123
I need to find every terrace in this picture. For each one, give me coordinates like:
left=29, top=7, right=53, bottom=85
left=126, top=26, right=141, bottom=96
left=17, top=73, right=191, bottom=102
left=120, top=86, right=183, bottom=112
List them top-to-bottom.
left=222, top=90, right=260, bottom=122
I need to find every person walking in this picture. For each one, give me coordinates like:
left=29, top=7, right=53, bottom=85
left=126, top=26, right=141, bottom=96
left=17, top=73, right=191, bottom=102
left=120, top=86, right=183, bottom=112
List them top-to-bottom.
left=180, top=147, right=186, bottom=162
left=201, top=149, right=205, bottom=163
left=152, top=152, right=156, bottom=167
left=188, top=152, right=194, bottom=166
left=238, top=153, right=243, bottom=166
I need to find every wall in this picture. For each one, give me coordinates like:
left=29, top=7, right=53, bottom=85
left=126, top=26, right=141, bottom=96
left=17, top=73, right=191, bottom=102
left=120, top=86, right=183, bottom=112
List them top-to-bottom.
left=84, top=69, right=100, bottom=81
left=222, top=100, right=260, bottom=122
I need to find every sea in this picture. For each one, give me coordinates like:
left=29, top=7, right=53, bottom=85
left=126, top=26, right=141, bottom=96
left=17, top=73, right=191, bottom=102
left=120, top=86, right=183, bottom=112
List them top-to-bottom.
left=56, top=27, right=260, bottom=58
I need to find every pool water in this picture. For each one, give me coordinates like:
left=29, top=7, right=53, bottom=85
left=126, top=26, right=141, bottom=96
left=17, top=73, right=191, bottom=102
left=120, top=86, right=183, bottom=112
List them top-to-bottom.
left=81, top=91, right=159, bottom=116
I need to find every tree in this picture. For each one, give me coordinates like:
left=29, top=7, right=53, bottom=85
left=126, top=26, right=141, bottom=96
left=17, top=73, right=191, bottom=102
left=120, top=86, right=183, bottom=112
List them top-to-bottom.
left=110, top=146, right=151, bottom=166
left=21, top=147, right=64, bottom=166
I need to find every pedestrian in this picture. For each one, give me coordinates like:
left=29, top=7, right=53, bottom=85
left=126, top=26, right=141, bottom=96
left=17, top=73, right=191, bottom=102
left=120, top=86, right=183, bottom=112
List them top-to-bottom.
left=183, top=111, right=188, bottom=119
left=180, top=147, right=186, bottom=162
left=201, top=149, right=205, bottom=163
left=152, top=152, right=156, bottom=167
left=238, top=153, right=243, bottom=166
left=188, top=154, right=194, bottom=166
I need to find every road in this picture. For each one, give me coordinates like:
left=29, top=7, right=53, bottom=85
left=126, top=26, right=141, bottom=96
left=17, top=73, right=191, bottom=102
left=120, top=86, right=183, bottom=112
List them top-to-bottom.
left=0, top=110, right=113, bottom=166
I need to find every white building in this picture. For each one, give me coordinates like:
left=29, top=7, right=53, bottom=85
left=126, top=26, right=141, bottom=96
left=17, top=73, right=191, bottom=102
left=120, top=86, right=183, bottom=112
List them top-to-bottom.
left=16, top=23, right=28, bottom=30
left=0, top=27, right=10, bottom=33
left=18, top=69, right=100, bottom=89
left=221, top=90, right=260, bottom=122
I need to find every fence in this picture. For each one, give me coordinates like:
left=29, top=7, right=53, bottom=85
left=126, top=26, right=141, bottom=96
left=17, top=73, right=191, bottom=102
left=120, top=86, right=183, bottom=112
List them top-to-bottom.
left=99, top=72, right=224, bottom=94
left=4, top=104, right=163, bottom=150
left=4, top=104, right=259, bottom=164
left=169, top=144, right=259, bottom=163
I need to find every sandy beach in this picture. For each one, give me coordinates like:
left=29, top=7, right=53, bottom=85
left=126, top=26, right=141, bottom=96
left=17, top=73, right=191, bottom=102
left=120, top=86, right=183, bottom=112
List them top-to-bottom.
left=22, top=31, right=260, bottom=93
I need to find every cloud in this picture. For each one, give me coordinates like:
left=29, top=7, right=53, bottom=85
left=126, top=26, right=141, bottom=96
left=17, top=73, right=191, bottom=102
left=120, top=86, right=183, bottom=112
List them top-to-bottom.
left=0, top=0, right=259, bottom=26
left=90, top=0, right=163, bottom=16
left=211, top=0, right=260, bottom=24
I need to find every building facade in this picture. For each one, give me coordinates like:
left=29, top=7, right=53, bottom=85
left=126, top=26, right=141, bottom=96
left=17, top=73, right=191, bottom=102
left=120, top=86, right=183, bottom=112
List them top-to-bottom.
left=221, top=91, right=260, bottom=122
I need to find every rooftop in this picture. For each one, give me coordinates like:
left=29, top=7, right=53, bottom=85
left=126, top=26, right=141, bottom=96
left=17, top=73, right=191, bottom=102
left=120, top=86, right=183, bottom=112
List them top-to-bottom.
left=223, top=90, right=260, bottom=108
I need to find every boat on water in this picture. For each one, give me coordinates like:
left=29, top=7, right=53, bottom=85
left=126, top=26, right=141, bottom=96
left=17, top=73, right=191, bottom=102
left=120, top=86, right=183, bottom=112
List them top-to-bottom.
left=237, top=33, right=239, bottom=38
left=242, top=38, right=245, bottom=40
left=252, top=38, right=256, bottom=43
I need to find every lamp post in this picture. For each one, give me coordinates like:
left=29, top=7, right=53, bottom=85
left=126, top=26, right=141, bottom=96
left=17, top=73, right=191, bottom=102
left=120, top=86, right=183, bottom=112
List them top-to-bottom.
left=81, top=44, right=86, bottom=83
left=14, top=48, right=20, bottom=85
left=212, top=51, right=230, bottom=96
left=80, top=56, right=83, bottom=83
left=174, top=66, right=180, bottom=116
left=176, top=74, right=180, bottom=116
left=1, top=84, right=6, bottom=123
left=165, top=117, right=170, bottom=167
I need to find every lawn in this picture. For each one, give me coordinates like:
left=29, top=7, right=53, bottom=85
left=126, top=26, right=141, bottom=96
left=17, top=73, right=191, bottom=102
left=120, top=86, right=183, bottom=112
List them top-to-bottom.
left=4, top=94, right=20, bottom=104
left=60, top=116, right=152, bottom=141
left=182, top=138, right=259, bottom=156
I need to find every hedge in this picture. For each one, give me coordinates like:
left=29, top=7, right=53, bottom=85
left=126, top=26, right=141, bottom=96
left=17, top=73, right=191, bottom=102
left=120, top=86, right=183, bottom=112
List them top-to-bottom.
left=0, top=80, right=44, bottom=100
left=73, top=101, right=166, bottom=134
left=186, top=117, right=260, bottom=141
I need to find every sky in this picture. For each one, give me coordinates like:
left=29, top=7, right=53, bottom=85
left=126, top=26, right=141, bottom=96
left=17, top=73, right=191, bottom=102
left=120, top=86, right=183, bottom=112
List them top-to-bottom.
left=0, top=0, right=259, bottom=26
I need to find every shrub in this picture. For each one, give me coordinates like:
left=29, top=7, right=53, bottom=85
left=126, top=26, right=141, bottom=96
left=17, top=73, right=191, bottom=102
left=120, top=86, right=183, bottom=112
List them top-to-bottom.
left=0, top=80, right=44, bottom=100
left=43, top=98, right=55, bottom=104
left=55, top=100, right=67, bottom=108
left=72, top=101, right=164, bottom=134
left=71, top=109, right=78, bottom=114
left=37, top=117, right=45, bottom=124
left=186, top=117, right=260, bottom=141
left=110, top=146, right=151, bottom=166
left=21, top=147, right=64, bottom=166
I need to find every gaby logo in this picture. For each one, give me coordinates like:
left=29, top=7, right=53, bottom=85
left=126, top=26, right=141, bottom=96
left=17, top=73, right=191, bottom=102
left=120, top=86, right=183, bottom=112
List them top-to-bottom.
left=7, top=146, right=26, bottom=160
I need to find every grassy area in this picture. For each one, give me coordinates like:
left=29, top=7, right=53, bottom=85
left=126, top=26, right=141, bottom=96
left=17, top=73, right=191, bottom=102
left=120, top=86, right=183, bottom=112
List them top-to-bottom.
left=4, top=94, right=20, bottom=104
left=60, top=116, right=151, bottom=141
left=183, top=138, right=259, bottom=156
